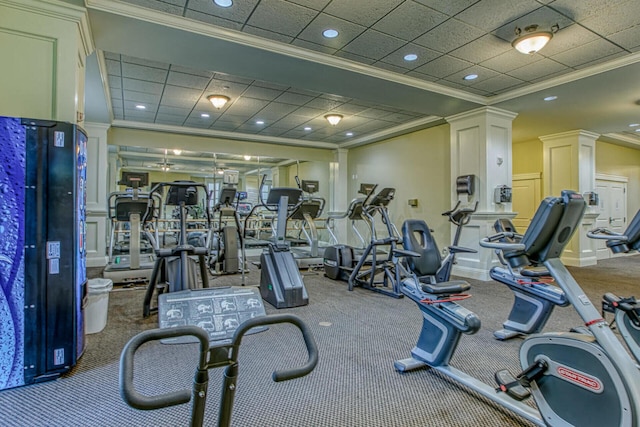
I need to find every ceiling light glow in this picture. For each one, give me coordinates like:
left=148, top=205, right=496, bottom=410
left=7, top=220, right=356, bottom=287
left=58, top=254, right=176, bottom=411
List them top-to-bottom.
left=213, top=0, right=232, bottom=7
left=512, top=24, right=554, bottom=54
left=323, top=29, right=339, bottom=38
left=404, top=54, right=418, bottom=61
left=463, top=74, right=478, bottom=81
left=207, top=95, right=230, bottom=109
left=543, top=95, right=558, bottom=101
left=135, top=105, right=146, bottom=110
left=201, top=113, right=210, bottom=118
left=325, top=114, right=343, bottom=126
left=256, top=120, right=265, bottom=125
left=629, top=123, right=640, bottom=127
left=304, top=127, right=312, bottom=131
left=346, top=132, right=353, bottom=137
left=173, top=150, right=182, bottom=156
left=244, top=155, right=251, bottom=161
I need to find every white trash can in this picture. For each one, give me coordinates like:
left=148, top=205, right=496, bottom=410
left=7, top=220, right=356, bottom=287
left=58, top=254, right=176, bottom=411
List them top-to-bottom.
left=85, top=278, right=113, bottom=334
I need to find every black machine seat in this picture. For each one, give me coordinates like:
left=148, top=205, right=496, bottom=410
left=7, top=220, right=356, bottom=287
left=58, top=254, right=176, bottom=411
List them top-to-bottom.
left=166, top=181, right=199, bottom=206
left=115, top=198, right=149, bottom=221
left=607, top=209, right=640, bottom=253
left=402, top=219, right=442, bottom=278
left=422, top=280, right=470, bottom=295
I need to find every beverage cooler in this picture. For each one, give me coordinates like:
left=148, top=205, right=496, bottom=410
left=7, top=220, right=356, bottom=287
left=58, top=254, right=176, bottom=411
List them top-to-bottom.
left=0, top=116, right=87, bottom=390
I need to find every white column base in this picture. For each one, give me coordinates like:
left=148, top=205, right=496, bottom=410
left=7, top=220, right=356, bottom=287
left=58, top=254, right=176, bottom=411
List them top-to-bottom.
left=562, top=212, right=599, bottom=267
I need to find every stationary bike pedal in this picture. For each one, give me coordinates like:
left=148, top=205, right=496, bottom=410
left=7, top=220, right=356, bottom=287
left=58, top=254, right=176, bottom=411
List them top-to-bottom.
left=495, top=370, right=530, bottom=401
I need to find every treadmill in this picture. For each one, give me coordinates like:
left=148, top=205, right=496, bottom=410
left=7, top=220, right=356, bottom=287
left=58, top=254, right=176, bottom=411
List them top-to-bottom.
left=103, top=172, right=159, bottom=284
left=289, top=179, right=327, bottom=269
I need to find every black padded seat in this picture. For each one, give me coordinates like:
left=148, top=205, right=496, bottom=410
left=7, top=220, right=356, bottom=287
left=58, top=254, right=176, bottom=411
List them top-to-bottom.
left=608, top=209, right=640, bottom=253
left=402, top=219, right=442, bottom=278
left=520, top=266, right=551, bottom=277
left=421, top=280, right=470, bottom=295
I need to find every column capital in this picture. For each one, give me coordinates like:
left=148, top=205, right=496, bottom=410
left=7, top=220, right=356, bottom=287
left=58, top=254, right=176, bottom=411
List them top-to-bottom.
left=445, top=106, right=518, bottom=124
left=539, top=129, right=600, bottom=143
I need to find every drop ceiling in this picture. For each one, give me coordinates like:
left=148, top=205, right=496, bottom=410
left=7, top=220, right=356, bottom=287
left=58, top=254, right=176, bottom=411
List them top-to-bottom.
left=84, top=0, right=640, bottom=162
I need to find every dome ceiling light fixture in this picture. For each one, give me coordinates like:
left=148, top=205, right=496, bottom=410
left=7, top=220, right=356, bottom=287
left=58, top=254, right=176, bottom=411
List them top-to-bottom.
left=512, top=24, right=558, bottom=54
left=207, top=94, right=230, bottom=109
left=325, top=114, right=343, bottom=126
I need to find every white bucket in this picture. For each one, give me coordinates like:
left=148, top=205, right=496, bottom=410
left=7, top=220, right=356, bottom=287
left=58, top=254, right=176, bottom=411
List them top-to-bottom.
left=85, top=278, right=113, bottom=334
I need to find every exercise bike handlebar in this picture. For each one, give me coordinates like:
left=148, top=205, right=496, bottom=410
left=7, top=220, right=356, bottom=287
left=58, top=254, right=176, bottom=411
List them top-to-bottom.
left=442, top=201, right=478, bottom=226
left=586, top=227, right=628, bottom=241
left=479, top=233, right=526, bottom=251
left=230, top=313, right=319, bottom=382
left=119, top=325, right=210, bottom=410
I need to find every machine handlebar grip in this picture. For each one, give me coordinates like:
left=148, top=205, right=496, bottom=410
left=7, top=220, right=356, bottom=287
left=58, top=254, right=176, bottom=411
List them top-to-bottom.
left=586, top=228, right=627, bottom=241
left=479, top=234, right=525, bottom=251
left=230, top=314, right=318, bottom=383
left=120, top=326, right=210, bottom=410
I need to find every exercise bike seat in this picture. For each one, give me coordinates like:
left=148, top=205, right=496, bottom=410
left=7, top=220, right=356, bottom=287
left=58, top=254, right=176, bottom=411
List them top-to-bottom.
left=421, top=280, right=470, bottom=295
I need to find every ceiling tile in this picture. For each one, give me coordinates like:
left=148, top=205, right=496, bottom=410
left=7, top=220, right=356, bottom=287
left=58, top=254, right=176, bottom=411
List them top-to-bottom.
left=125, top=0, right=184, bottom=14
left=186, top=0, right=259, bottom=23
left=247, top=0, right=318, bottom=37
left=286, top=0, right=332, bottom=11
left=323, top=0, right=404, bottom=27
left=413, top=0, right=479, bottom=16
left=455, top=0, right=542, bottom=32
left=550, top=0, right=629, bottom=22
left=578, top=1, right=640, bottom=36
left=372, top=2, right=448, bottom=40
left=184, top=9, right=244, bottom=30
left=296, top=13, right=366, bottom=50
left=414, top=18, right=485, bottom=54
left=532, top=24, right=598, bottom=57
left=243, top=26, right=295, bottom=43
left=608, top=26, right=640, bottom=51
left=341, top=29, right=406, bottom=61
left=448, top=34, right=513, bottom=64
left=550, top=38, right=624, bottom=68
left=291, top=39, right=338, bottom=55
left=378, top=43, right=441, bottom=70
left=480, top=49, right=542, bottom=73
left=333, top=50, right=377, bottom=65
left=574, top=51, right=628, bottom=69
left=103, top=52, right=121, bottom=61
left=121, top=55, right=170, bottom=70
left=414, top=55, right=473, bottom=78
left=506, top=57, right=568, bottom=81
left=508, top=58, right=570, bottom=81
left=105, top=59, right=122, bottom=76
left=374, top=62, right=411, bottom=74
left=121, top=63, right=168, bottom=83
left=170, top=65, right=214, bottom=78
left=442, top=65, right=500, bottom=85
left=405, top=70, right=438, bottom=81
left=167, top=71, right=210, bottom=89
left=213, top=73, right=254, bottom=85
left=469, top=74, right=525, bottom=93
left=109, top=78, right=122, bottom=90
left=122, top=78, right=165, bottom=95
left=204, top=80, right=249, bottom=99
left=252, top=80, right=290, bottom=91
left=160, top=85, right=202, bottom=108
left=242, top=85, right=285, bottom=101
left=123, top=91, right=162, bottom=104
left=275, top=92, right=315, bottom=106
left=304, top=97, right=347, bottom=110
left=225, top=98, right=270, bottom=116
left=254, top=102, right=299, bottom=120
left=333, top=103, right=373, bottom=115
left=157, top=105, right=192, bottom=116
left=292, top=106, right=325, bottom=118
left=357, top=107, right=394, bottom=119
left=123, top=109, right=157, bottom=121
left=155, top=113, right=187, bottom=125
left=271, top=114, right=310, bottom=127
left=211, top=121, right=240, bottom=131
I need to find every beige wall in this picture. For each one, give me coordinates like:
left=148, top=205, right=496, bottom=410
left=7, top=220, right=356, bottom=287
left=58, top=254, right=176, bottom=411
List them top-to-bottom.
left=347, top=124, right=451, bottom=247
left=513, top=139, right=544, bottom=192
left=596, top=141, right=640, bottom=214
left=287, top=161, right=331, bottom=203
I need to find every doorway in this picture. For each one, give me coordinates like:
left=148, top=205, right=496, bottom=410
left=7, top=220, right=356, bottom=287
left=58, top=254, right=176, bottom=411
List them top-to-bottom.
left=595, top=174, right=628, bottom=260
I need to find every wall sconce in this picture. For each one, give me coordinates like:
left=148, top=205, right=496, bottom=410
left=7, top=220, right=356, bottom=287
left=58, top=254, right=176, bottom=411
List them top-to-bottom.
left=512, top=24, right=558, bottom=54
left=207, top=95, right=230, bottom=109
left=325, top=114, right=343, bottom=126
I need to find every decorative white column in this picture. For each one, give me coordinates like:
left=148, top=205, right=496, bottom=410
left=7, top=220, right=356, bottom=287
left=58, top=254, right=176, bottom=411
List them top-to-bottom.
left=446, top=107, right=518, bottom=281
left=84, top=123, right=111, bottom=268
left=539, top=130, right=600, bottom=266
left=330, top=148, right=349, bottom=243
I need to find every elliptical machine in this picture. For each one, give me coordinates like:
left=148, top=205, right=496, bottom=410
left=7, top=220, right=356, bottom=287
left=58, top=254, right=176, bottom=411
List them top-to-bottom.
left=143, top=181, right=211, bottom=318
left=396, top=191, right=640, bottom=427
left=587, top=208, right=640, bottom=362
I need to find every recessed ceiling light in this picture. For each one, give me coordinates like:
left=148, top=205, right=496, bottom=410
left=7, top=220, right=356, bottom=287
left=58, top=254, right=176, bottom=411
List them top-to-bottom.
left=213, top=0, right=232, bottom=7
left=323, top=29, right=339, bottom=38
left=404, top=54, right=418, bottom=61
left=463, top=74, right=478, bottom=81
left=543, top=95, right=558, bottom=101
left=135, top=105, right=146, bottom=109
left=201, top=113, right=210, bottom=118
left=256, top=120, right=265, bottom=125
left=629, top=123, right=640, bottom=127
left=304, top=127, right=312, bottom=131
left=636, top=128, right=640, bottom=132
left=346, top=132, right=354, bottom=137
left=244, top=155, right=251, bottom=161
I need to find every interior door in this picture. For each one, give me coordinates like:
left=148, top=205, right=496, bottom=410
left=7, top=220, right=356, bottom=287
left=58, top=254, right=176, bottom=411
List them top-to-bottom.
left=511, top=175, right=541, bottom=232
left=595, top=177, right=627, bottom=260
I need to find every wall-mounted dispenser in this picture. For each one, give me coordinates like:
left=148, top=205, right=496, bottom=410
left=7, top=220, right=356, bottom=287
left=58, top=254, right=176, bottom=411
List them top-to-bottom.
left=456, top=175, right=475, bottom=196
left=494, top=185, right=512, bottom=204
left=584, top=191, right=599, bottom=206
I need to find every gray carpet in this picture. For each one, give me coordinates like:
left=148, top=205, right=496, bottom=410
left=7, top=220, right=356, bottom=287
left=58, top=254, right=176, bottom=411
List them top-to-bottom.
left=0, top=255, right=638, bottom=426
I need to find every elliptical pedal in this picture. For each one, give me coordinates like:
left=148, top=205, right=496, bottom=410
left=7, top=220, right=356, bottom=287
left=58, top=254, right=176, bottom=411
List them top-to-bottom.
left=495, top=370, right=530, bottom=401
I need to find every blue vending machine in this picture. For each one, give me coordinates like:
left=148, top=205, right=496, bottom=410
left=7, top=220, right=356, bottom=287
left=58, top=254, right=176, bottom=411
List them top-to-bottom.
left=0, top=116, right=87, bottom=390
